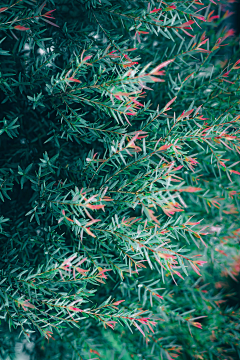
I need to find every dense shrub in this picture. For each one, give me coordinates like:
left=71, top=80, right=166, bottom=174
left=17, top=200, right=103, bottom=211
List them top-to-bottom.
left=0, top=0, right=240, bottom=359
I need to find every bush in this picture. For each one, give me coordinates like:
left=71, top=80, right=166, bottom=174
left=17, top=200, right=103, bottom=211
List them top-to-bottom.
left=0, top=0, right=240, bottom=359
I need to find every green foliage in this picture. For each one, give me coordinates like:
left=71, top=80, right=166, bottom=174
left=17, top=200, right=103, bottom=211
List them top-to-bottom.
left=0, top=0, right=240, bottom=359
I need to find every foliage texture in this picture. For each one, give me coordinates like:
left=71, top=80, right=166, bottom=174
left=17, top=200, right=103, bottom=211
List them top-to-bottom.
left=0, top=0, right=240, bottom=359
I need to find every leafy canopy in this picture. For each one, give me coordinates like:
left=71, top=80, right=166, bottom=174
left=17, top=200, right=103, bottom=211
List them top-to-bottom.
left=0, top=0, right=240, bottom=359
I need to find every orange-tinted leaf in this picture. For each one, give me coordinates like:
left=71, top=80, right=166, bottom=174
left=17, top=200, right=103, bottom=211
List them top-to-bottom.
left=178, top=20, right=194, bottom=28
left=14, top=25, right=30, bottom=31
left=83, top=55, right=92, bottom=61
left=150, top=58, right=175, bottom=75
left=67, top=77, right=81, bottom=83
left=164, top=96, right=177, bottom=111
left=157, top=144, right=172, bottom=151
left=230, top=169, right=240, bottom=175
left=178, top=187, right=202, bottom=193
left=86, top=204, right=105, bottom=210
left=147, top=208, right=160, bottom=225
left=85, top=227, right=96, bottom=237
left=215, top=248, right=228, bottom=256
left=61, top=254, right=77, bottom=266
left=190, top=262, right=202, bottom=276
left=76, top=267, right=89, bottom=275
left=173, top=270, right=184, bottom=280
left=154, top=293, right=164, bottom=299
left=22, top=300, right=35, bottom=311
left=112, top=300, right=125, bottom=305
left=68, top=306, right=82, bottom=312
left=106, top=321, right=117, bottom=329
left=133, top=321, right=145, bottom=337
left=192, top=322, right=202, bottom=329
left=90, top=349, right=101, bottom=356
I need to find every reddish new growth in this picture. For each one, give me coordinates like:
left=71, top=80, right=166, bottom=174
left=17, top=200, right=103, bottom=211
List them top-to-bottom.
left=13, top=5, right=58, bottom=31
left=150, top=7, right=162, bottom=13
left=162, top=202, right=184, bottom=217
left=21, top=300, right=35, bottom=311
left=132, top=317, right=157, bottom=337
left=192, top=322, right=202, bottom=329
